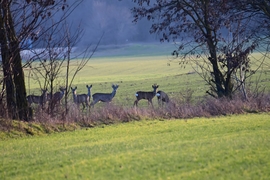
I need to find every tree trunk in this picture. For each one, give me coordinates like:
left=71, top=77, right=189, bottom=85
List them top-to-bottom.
left=2, top=2, right=29, bottom=121
left=0, top=10, right=17, bottom=119
left=12, top=50, right=29, bottom=121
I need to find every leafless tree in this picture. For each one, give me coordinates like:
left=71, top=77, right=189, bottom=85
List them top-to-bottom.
left=0, top=0, right=83, bottom=120
left=131, top=0, right=265, bottom=98
left=26, top=21, right=102, bottom=116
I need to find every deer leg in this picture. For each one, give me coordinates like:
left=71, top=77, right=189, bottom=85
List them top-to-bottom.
left=158, top=98, right=161, bottom=106
left=149, top=99, right=154, bottom=108
left=90, top=100, right=97, bottom=108
left=134, top=100, right=138, bottom=107
left=82, top=103, right=85, bottom=111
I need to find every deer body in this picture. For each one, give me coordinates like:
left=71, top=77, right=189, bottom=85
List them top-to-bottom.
left=90, top=84, right=119, bottom=107
left=71, top=85, right=92, bottom=110
left=134, top=85, right=159, bottom=107
left=51, top=87, right=66, bottom=105
left=27, top=89, right=48, bottom=108
left=156, top=90, right=170, bottom=106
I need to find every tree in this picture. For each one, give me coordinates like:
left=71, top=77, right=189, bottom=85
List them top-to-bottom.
left=0, top=0, right=82, bottom=120
left=131, top=0, right=261, bottom=98
left=231, top=0, right=270, bottom=98
left=26, top=21, right=102, bottom=116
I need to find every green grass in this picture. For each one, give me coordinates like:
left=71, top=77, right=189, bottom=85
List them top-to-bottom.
left=24, top=43, right=270, bottom=107
left=25, top=54, right=207, bottom=106
left=1, top=113, right=270, bottom=179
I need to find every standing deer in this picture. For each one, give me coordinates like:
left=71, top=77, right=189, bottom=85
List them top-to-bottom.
left=90, top=84, right=119, bottom=108
left=134, top=84, right=159, bottom=107
left=71, top=85, right=92, bottom=110
left=46, top=87, right=66, bottom=113
left=50, top=87, right=66, bottom=105
left=27, top=88, right=48, bottom=108
left=156, top=90, right=170, bottom=106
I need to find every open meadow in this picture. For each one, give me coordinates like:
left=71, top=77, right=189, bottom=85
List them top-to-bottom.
left=1, top=43, right=269, bottom=179
left=24, top=43, right=270, bottom=107
left=1, top=113, right=270, bottom=179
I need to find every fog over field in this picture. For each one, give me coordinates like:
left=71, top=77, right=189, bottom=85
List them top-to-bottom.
left=65, top=0, right=158, bottom=47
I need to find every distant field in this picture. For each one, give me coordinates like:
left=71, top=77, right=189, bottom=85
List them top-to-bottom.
left=24, top=43, right=270, bottom=107
left=1, top=113, right=269, bottom=179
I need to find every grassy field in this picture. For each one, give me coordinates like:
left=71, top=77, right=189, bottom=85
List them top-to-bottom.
left=24, top=43, right=270, bottom=107
left=2, top=44, right=270, bottom=179
left=0, top=113, right=270, bottom=179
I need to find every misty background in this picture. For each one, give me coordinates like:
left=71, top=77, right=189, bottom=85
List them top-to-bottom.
left=20, top=0, right=175, bottom=60
left=65, top=0, right=159, bottom=46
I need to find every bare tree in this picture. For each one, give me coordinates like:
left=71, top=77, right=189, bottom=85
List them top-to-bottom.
left=0, top=0, right=83, bottom=120
left=131, top=0, right=263, bottom=98
left=26, top=21, right=102, bottom=116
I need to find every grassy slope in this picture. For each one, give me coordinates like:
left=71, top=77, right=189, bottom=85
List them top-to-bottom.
left=24, top=43, right=270, bottom=107
left=1, top=113, right=270, bottom=180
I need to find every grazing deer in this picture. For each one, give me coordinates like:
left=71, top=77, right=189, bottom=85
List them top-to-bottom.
left=90, top=84, right=119, bottom=108
left=134, top=84, right=159, bottom=107
left=71, top=85, right=92, bottom=110
left=27, top=88, right=48, bottom=108
left=156, top=90, right=170, bottom=106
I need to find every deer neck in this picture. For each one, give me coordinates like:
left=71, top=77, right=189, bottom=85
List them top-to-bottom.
left=87, top=89, right=91, bottom=97
left=111, top=90, right=117, bottom=99
left=60, top=91, right=65, bottom=97
left=72, top=93, right=77, bottom=102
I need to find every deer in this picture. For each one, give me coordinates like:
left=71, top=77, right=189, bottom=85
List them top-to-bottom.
left=90, top=84, right=119, bottom=108
left=133, top=84, right=159, bottom=108
left=71, top=85, right=92, bottom=110
left=46, top=87, right=66, bottom=112
left=50, top=87, right=66, bottom=105
left=27, top=88, right=48, bottom=108
left=156, top=90, right=170, bottom=106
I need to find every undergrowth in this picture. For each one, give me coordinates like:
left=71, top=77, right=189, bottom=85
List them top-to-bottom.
left=1, top=91, right=270, bottom=139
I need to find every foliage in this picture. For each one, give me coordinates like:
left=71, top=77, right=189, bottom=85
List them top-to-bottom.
left=1, top=113, right=270, bottom=179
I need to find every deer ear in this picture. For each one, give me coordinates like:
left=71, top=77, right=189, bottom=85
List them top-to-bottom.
left=90, top=85, right=92, bottom=88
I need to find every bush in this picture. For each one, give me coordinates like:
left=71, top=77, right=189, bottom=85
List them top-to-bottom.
left=1, top=91, right=270, bottom=136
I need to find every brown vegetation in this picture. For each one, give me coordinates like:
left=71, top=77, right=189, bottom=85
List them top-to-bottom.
left=1, top=89, right=269, bottom=138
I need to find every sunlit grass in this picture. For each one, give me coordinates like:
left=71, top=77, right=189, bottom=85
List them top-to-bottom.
left=24, top=44, right=270, bottom=107
left=1, top=113, right=270, bottom=179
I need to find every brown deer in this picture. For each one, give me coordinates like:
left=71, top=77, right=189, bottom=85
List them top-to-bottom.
left=90, top=84, right=119, bottom=108
left=134, top=84, right=159, bottom=107
left=71, top=85, right=92, bottom=110
left=49, top=87, right=66, bottom=105
left=27, top=88, right=48, bottom=108
left=156, top=90, right=170, bottom=106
